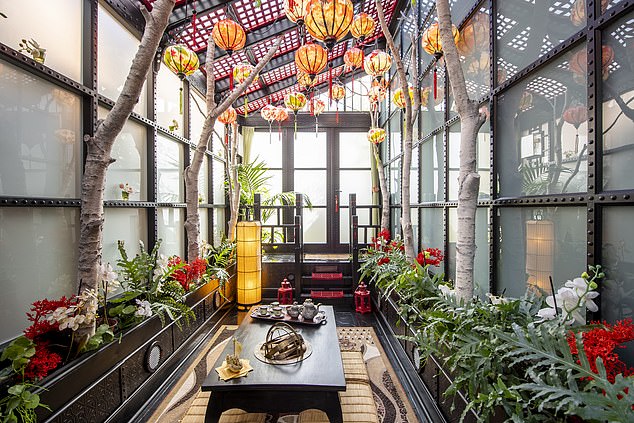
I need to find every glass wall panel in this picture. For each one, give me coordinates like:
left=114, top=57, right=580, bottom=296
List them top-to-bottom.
left=0, top=0, right=82, bottom=81
left=496, top=0, right=583, bottom=81
left=98, top=5, right=147, bottom=116
left=459, top=8, right=491, bottom=100
left=602, top=12, right=634, bottom=191
left=497, top=44, right=587, bottom=197
left=0, top=60, right=81, bottom=198
left=156, top=65, right=183, bottom=136
left=421, top=71, right=445, bottom=136
left=190, top=90, right=206, bottom=144
left=99, top=108, right=147, bottom=201
left=389, top=112, right=402, bottom=160
left=448, top=115, right=491, bottom=201
left=250, top=130, right=283, bottom=168
left=295, top=132, right=326, bottom=167
left=340, top=132, right=371, bottom=168
left=421, top=133, right=444, bottom=202
left=157, top=135, right=184, bottom=202
left=410, top=146, right=419, bottom=203
left=197, top=154, right=209, bottom=203
left=213, top=159, right=226, bottom=204
left=390, top=159, right=401, bottom=203
left=294, top=170, right=327, bottom=205
left=340, top=170, right=372, bottom=206
left=158, top=207, right=184, bottom=257
left=420, top=207, right=444, bottom=271
left=496, top=207, right=585, bottom=298
left=602, top=207, right=634, bottom=324
left=0, top=208, right=78, bottom=343
left=102, top=208, right=147, bottom=268
left=199, top=208, right=209, bottom=244
left=213, top=208, right=225, bottom=246
left=303, top=208, right=327, bottom=243
left=340, top=208, right=373, bottom=244
left=448, top=208, right=489, bottom=298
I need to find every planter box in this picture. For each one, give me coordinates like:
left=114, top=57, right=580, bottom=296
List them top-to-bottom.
left=33, top=279, right=234, bottom=422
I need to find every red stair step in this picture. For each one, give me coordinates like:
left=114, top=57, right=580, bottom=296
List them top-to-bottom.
left=311, top=272, right=343, bottom=281
left=310, top=290, right=344, bottom=299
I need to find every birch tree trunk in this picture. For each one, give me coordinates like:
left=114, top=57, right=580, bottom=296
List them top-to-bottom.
left=78, top=0, right=175, bottom=293
left=376, top=0, right=415, bottom=260
left=436, top=0, right=487, bottom=301
left=184, top=37, right=282, bottom=260
left=372, top=144, right=390, bottom=231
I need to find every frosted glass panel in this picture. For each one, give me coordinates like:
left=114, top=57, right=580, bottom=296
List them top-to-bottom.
left=0, top=1, right=82, bottom=81
left=98, top=5, right=147, bottom=116
left=0, top=60, right=81, bottom=198
left=156, top=65, right=183, bottom=136
left=190, top=91, right=206, bottom=144
left=99, top=108, right=147, bottom=201
left=389, top=113, right=401, bottom=160
left=448, top=118, right=490, bottom=201
left=251, top=131, right=283, bottom=168
left=295, top=132, right=326, bottom=167
left=340, top=132, right=371, bottom=168
left=421, top=133, right=444, bottom=202
left=157, top=135, right=184, bottom=202
left=196, top=154, right=209, bottom=203
left=213, top=159, right=226, bottom=204
left=295, top=170, right=327, bottom=205
left=340, top=170, right=372, bottom=206
left=421, top=207, right=443, bottom=255
left=0, top=208, right=78, bottom=343
left=103, top=208, right=147, bottom=268
left=158, top=208, right=184, bottom=257
left=199, top=208, right=209, bottom=244
left=213, top=208, right=225, bottom=246
left=303, top=208, right=326, bottom=243
left=448, top=208, right=489, bottom=298
left=340, top=209, right=372, bottom=244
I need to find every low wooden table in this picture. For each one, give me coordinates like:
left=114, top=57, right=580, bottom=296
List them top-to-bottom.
left=202, top=305, right=345, bottom=423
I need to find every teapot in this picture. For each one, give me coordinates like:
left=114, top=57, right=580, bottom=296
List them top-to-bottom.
left=299, top=299, right=321, bottom=320
left=286, top=301, right=301, bottom=318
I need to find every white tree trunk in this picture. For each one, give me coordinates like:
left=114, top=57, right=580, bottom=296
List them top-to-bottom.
left=375, top=0, right=415, bottom=261
left=436, top=0, right=487, bottom=301
left=184, top=37, right=282, bottom=260
left=372, top=144, right=390, bottom=231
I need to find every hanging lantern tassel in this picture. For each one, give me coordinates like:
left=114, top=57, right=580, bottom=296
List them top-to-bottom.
left=433, top=52, right=442, bottom=100
left=329, top=64, right=333, bottom=107
left=230, top=71, right=234, bottom=91
left=179, top=86, right=184, bottom=114
left=244, top=97, right=248, bottom=117
left=336, top=101, right=339, bottom=124
left=294, top=114, right=298, bottom=140
left=315, top=116, right=319, bottom=138
left=269, top=122, right=272, bottom=144
left=224, top=123, right=229, bottom=145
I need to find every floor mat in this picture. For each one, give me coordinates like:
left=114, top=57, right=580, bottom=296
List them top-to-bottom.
left=150, top=325, right=416, bottom=422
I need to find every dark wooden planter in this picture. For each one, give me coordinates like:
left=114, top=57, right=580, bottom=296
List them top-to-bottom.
left=33, top=279, right=233, bottom=423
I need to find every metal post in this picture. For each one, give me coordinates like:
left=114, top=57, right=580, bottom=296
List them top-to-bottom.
left=254, top=193, right=261, bottom=222
left=294, top=214, right=303, bottom=302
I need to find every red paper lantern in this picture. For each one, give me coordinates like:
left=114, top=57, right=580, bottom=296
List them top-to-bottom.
left=211, top=19, right=246, bottom=55
left=354, top=281, right=371, bottom=314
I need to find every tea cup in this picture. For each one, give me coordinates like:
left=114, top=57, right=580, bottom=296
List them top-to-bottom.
left=257, top=305, right=269, bottom=315
left=271, top=306, right=283, bottom=317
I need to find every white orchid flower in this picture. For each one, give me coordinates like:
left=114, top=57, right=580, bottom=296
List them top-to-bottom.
left=99, top=263, right=118, bottom=284
left=438, top=284, right=455, bottom=297
left=134, top=299, right=153, bottom=318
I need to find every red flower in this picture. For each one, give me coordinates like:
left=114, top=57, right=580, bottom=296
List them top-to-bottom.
left=371, top=229, right=392, bottom=251
left=416, top=248, right=444, bottom=267
left=167, top=256, right=208, bottom=291
left=377, top=257, right=390, bottom=266
left=24, top=297, right=76, bottom=339
left=567, top=319, right=634, bottom=383
left=24, top=342, right=62, bottom=380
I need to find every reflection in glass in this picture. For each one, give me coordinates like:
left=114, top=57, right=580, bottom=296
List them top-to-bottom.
left=0, top=0, right=82, bottom=81
left=496, top=0, right=583, bottom=81
left=98, top=5, right=147, bottom=116
left=458, top=10, right=491, bottom=100
left=602, top=12, right=634, bottom=191
left=497, top=45, right=587, bottom=197
left=0, top=60, right=81, bottom=198
left=156, top=65, right=183, bottom=136
left=420, top=70, right=445, bottom=136
left=100, top=108, right=147, bottom=201
left=448, top=114, right=490, bottom=201
left=421, top=133, right=444, bottom=202
left=157, top=135, right=184, bottom=202
left=390, top=159, right=401, bottom=203
left=496, top=207, right=585, bottom=298
left=0, top=208, right=78, bottom=343
left=103, top=208, right=147, bottom=268
left=158, top=208, right=184, bottom=257
left=448, top=208, right=489, bottom=298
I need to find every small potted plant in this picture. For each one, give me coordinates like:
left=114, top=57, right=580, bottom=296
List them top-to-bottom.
left=18, top=38, right=46, bottom=64
left=118, top=183, right=134, bottom=201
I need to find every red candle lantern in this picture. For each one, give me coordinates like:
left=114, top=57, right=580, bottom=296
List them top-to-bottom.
left=278, top=278, right=294, bottom=305
left=354, top=281, right=371, bottom=314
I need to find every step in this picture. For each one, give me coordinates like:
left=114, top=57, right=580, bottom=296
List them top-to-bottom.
left=311, top=272, right=343, bottom=281
left=310, top=290, right=344, bottom=299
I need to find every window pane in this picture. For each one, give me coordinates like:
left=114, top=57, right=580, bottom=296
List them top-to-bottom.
left=496, top=0, right=583, bottom=81
left=0, top=1, right=82, bottom=82
left=98, top=5, right=147, bottom=116
left=459, top=9, right=491, bottom=100
left=602, top=12, right=634, bottom=191
left=497, top=45, right=587, bottom=197
left=0, top=60, right=81, bottom=198
left=156, top=65, right=183, bottom=136
left=421, top=71, right=445, bottom=136
left=190, top=91, right=206, bottom=144
left=99, top=108, right=147, bottom=201
left=389, top=112, right=402, bottom=160
left=448, top=115, right=491, bottom=201
left=250, top=130, right=282, bottom=168
left=295, top=131, right=326, bottom=167
left=340, top=132, right=371, bottom=168
left=421, top=133, right=444, bottom=202
left=157, top=135, right=184, bottom=202
left=191, top=153, right=209, bottom=204
left=390, top=158, right=401, bottom=202
left=213, top=159, right=226, bottom=205
left=295, top=170, right=327, bottom=205
left=340, top=170, right=372, bottom=206
left=158, top=207, right=184, bottom=257
left=303, top=207, right=326, bottom=243
left=420, top=207, right=444, bottom=271
left=496, top=207, right=585, bottom=298
left=602, top=207, right=634, bottom=328
left=0, top=208, right=78, bottom=343
left=103, top=208, right=147, bottom=268
left=199, top=208, right=209, bottom=244
left=213, top=208, right=225, bottom=246
left=340, top=208, right=374, bottom=244
left=448, top=208, right=489, bottom=298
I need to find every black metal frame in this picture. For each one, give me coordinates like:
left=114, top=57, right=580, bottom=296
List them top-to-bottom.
left=379, top=0, right=634, bottom=322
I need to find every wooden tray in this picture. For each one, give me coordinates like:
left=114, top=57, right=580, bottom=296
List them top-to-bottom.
left=249, top=306, right=327, bottom=326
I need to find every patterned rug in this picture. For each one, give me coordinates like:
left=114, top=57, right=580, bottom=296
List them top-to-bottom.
left=150, top=326, right=415, bottom=423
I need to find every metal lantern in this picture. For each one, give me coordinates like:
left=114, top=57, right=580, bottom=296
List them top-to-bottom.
left=304, top=0, right=354, bottom=50
left=456, top=12, right=488, bottom=57
left=350, top=13, right=375, bottom=42
left=211, top=19, right=246, bottom=55
left=295, top=43, right=328, bottom=81
left=163, top=44, right=200, bottom=79
left=568, top=45, right=614, bottom=84
left=343, top=47, right=364, bottom=71
left=364, top=49, right=392, bottom=79
left=392, top=86, right=415, bottom=109
left=218, top=106, right=237, bottom=125
left=367, top=127, right=386, bottom=144
left=354, top=281, right=371, bottom=314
